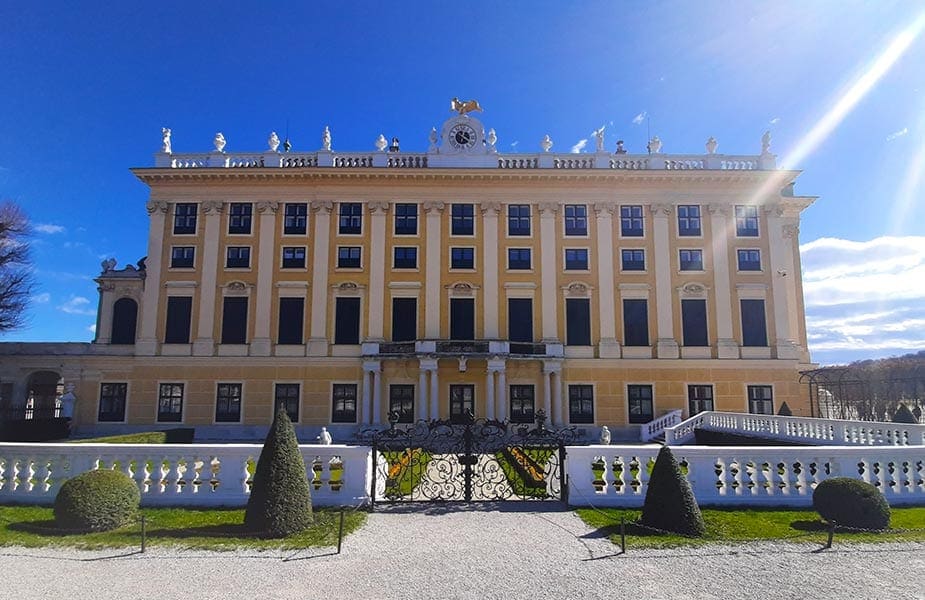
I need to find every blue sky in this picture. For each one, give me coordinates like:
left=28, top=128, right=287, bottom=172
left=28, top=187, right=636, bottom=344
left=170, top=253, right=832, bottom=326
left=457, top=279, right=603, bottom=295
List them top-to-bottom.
left=1, top=2, right=924, bottom=365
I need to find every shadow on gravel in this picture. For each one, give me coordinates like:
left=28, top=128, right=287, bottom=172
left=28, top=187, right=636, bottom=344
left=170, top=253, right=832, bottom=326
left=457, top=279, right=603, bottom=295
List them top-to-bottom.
left=371, top=501, right=569, bottom=515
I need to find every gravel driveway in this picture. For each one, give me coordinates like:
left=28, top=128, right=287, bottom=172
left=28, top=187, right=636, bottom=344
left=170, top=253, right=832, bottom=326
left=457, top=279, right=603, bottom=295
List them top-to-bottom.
left=1, top=503, right=922, bottom=600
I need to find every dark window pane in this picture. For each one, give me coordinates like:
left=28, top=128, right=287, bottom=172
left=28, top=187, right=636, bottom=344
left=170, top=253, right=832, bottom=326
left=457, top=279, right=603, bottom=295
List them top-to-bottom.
left=339, top=202, right=363, bottom=234
left=173, top=203, right=197, bottom=235
left=229, top=203, right=253, bottom=235
left=284, top=203, right=307, bottom=235
left=394, top=203, right=418, bottom=235
left=451, top=204, right=474, bottom=235
left=507, top=204, right=531, bottom=236
left=564, top=205, right=587, bottom=236
left=620, top=205, right=644, bottom=236
left=678, top=205, right=701, bottom=236
left=735, top=205, right=759, bottom=237
left=170, top=246, right=195, bottom=268
left=226, top=246, right=250, bottom=268
left=282, top=246, right=306, bottom=268
left=337, top=246, right=361, bottom=268
left=393, top=247, right=418, bottom=269
left=451, top=247, right=474, bottom=269
left=508, top=248, right=531, bottom=270
left=565, top=248, right=589, bottom=270
left=621, top=249, right=645, bottom=271
left=679, top=249, right=703, bottom=271
left=737, top=249, right=761, bottom=271
left=164, top=296, right=192, bottom=344
left=221, top=297, right=248, bottom=344
left=278, top=297, right=304, bottom=345
left=334, top=297, right=361, bottom=344
left=110, top=298, right=137, bottom=344
left=392, top=298, right=417, bottom=342
left=450, top=298, right=475, bottom=340
left=507, top=298, right=533, bottom=343
left=566, top=298, right=591, bottom=346
left=623, top=299, right=649, bottom=347
left=681, top=299, right=708, bottom=347
left=741, top=299, right=768, bottom=347
left=98, top=383, right=127, bottom=422
left=157, top=383, right=184, bottom=422
left=215, top=383, right=242, bottom=422
left=275, top=383, right=300, bottom=422
left=332, top=383, right=357, bottom=423
left=389, top=384, right=415, bottom=423
left=449, top=384, right=474, bottom=424
left=628, top=384, right=654, bottom=424
left=688, top=384, right=714, bottom=415
left=509, top=385, right=535, bottom=423
left=568, top=385, right=594, bottom=424
left=748, top=385, right=773, bottom=414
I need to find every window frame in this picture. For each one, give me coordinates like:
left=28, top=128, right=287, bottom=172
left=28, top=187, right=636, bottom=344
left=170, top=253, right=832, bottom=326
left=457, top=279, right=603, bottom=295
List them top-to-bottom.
left=228, top=202, right=253, bottom=235
left=283, top=202, right=308, bottom=235
left=338, top=202, right=364, bottom=235
left=172, top=203, right=198, bottom=235
left=394, top=203, right=418, bottom=236
left=450, top=203, right=475, bottom=236
left=507, top=204, right=532, bottom=237
left=563, top=204, right=588, bottom=236
left=620, top=205, right=645, bottom=237
left=677, top=205, right=702, bottom=237
left=735, top=205, right=759, bottom=237
left=169, top=246, right=195, bottom=269
left=225, top=246, right=251, bottom=269
left=281, top=246, right=307, bottom=269
left=336, top=246, right=362, bottom=269
left=393, top=246, right=418, bottom=269
left=450, top=247, right=475, bottom=270
left=507, top=247, right=532, bottom=270
left=564, top=248, right=589, bottom=271
left=620, top=249, right=646, bottom=272
left=679, top=249, right=704, bottom=272
left=737, top=249, right=762, bottom=272
left=164, top=296, right=192, bottom=344
left=277, top=296, right=305, bottom=345
left=334, top=296, right=361, bottom=345
left=565, top=297, right=592, bottom=346
left=622, top=298, right=649, bottom=347
left=740, top=298, right=769, bottom=347
left=98, top=382, right=127, bottom=422
left=157, top=382, right=185, bottom=423
left=215, top=382, right=243, bottom=423
left=274, top=382, right=301, bottom=423
left=332, top=383, right=358, bottom=423
left=388, top=384, right=415, bottom=424
left=449, top=384, right=475, bottom=424
left=509, top=384, right=535, bottom=424
left=568, top=384, right=594, bottom=424
left=627, top=384, right=654, bottom=424
left=687, top=384, right=714, bottom=416
left=747, top=384, right=774, bottom=415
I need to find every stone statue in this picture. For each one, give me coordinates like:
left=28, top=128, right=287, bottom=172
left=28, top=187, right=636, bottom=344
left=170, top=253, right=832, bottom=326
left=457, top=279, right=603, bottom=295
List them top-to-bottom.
left=450, top=97, right=483, bottom=115
left=321, top=126, right=332, bottom=151
left=594, top=126, right=605, bottom=152
left=429, top=127, right=438, bottom=146
left=161, top=128, right=171, bottom=153
left=487, top=128, right=497, bottom=150
left=761, top=130, right=771, bottom=154
left=268, top=131, right=280, bottom=152
left=213, top=132, right=226, bottom=152
left=376, top=134, right=388, bottom=152
left=541, top=134, right=553, bottom=152
left=647, top=136, right=662, bottom=154
left=706, top=136, right=718, bottom=154
left=283, top=137, right=292, bottom=152
left=389, top=137, right=400, bottom=152
left=615, top=140, right=626, bottom=154
left=101, top=257, right=117, bottom=273
left=59, top=384, right=77, bottom=420
left=599, top=425, right=611, bottom=445
left=317, top=427, right=333, bottom=445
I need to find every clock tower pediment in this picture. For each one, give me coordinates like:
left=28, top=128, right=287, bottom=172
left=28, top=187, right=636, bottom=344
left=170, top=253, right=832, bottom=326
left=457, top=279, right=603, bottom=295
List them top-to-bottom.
left=439, top=114, right=487, bottom=155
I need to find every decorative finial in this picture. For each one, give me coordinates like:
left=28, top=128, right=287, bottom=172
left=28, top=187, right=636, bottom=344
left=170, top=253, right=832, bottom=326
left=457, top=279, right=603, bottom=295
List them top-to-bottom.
left=321, top=126, right=332, bottom=151
left=161, top=128, right=172, bottom=153
left=487, top=128, right=497, bottom=151
left=761, top=130, right=771, bottom=154
left=268, top=131, right=280, bottom=152
left=213, top=132, right=226, bottom=153
left=375, top=134, right=387, bottom=152
left=541, top=134, right=553, bottom=152
left=646, top=135, right=661, bottom=154
left=705, top=136, right=718, bottom=155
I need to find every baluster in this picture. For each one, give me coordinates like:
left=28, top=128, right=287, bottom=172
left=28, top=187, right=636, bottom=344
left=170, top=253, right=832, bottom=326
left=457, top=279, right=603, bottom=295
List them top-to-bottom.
left=598, top=455, right=611, bottom=495
left=612, top=455, right=625, bottom=495
left=637, top=455, right=651, bottom=498
left=151, top=456, right=168, bottom=495
left=182, top=456, right=197, bottom=497
left=243, top=456, right=254, bottom=495
left=319, top=456, right=332, bottom=494
left=0, top=457, right=13, bottom=497
left=32, top=457, right=50, bottom=495
left=16, top=458, right=34, bottom=496
left=134, top=458, right=150, bottom=496
left=165, top=458, right=182, bottom=496
left=730, top=458, right=743, bottom=496
left=742, top=460, right=756, bottom=497
left=790, top=460, right=804, bottom=497
left=760, top=461, right=774, bottom=497
left=887, top=461, right=899, bottom=497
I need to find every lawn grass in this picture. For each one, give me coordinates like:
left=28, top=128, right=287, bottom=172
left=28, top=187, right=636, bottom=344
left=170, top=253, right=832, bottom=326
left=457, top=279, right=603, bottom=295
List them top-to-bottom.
left=74, top=432, right=177, bottom=444
left=381, top=449, right=432, bottom=498
left=0, top=505, right=366, bottom=550
left=576, top=506, right=925, bottom=548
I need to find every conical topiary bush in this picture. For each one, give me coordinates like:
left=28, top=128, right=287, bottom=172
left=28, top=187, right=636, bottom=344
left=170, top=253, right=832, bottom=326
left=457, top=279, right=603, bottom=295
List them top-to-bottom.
left=777, top=401, right=793, bottom=416
left=892, top=403, right=917, bottom=424
left=244, top=407, right=313, bottom=538
left=640, top=446, right=705, bottom=537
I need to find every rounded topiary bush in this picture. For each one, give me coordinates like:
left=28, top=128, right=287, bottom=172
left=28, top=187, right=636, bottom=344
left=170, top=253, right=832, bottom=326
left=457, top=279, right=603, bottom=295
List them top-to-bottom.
left=641, top=446, right=705, bottom=537
left=54, top=469, right=140, bottom=532
left=813, top=477, right=890, bottom=530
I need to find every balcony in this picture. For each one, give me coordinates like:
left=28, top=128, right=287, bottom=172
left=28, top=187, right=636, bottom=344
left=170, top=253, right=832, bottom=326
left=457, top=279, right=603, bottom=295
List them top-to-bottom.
left=361, top=340, right=564, bottom=359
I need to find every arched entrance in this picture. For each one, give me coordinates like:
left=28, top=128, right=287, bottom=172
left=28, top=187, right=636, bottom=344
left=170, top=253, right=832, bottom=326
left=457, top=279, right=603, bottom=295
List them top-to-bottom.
left=25, top=371, right=63, bottom=419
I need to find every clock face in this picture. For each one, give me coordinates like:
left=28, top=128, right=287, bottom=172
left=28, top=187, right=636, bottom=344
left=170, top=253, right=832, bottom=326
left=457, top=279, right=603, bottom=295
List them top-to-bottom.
left=449, top=123, right=478, bottom=150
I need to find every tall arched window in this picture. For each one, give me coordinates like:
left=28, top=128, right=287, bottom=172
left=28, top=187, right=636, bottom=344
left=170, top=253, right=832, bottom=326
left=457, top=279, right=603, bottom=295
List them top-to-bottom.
left=110, top=298, right=138, bottom=344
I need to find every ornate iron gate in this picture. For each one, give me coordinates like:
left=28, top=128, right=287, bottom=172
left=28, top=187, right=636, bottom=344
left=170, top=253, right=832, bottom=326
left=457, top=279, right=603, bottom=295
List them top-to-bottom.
left=360, top=410, right=578, bottom=506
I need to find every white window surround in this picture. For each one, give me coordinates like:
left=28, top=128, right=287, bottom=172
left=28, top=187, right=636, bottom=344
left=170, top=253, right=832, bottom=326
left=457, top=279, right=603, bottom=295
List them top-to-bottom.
left=155, top=380, right=187, bottom=424
left=273, top=380, right=303, bottom=424
left=96, top=381, right=131, bottom=424
left=213, top=381, right=245, bottom=425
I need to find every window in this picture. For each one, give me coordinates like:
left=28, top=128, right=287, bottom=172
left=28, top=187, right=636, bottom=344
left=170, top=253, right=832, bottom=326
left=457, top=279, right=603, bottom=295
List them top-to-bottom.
left=228, top=202, right=252, bottom=234
left=338, top=202, right=363, bottom=234
left=173, top=203, right=197, bottom=235
left=284, top=203, right=307, bottom=235
left=394, top=203, right=418, bottom=235
left=451, top=204, right=474, bottom=235
left=507, top=204, right=531, bottom=236
left=564, top=204, right=588, bottom=236
left=620, top=205, right=644, bottom=237
left=678, top=205, right=701, bottom=236
left=735, top=205, right=759, bottom=237
left=170, top=246, right=195, bottom=268
left=226, top=246, right=250, bottom=268
left=337, top=246, right=361, bottom=268
left=282, top=247, right=306, bottom=269
left=393, top=247, right=418, bottom=269
left=451, top=247, right=474, bottom=269
left=508, top=248, right=532, bottom=270
left=565, top=248, right=589, bottom=270
left=621, top=249, right=645, bottom=271
left=679, top=249, right=703, bottom=271
left=737, top=249, right=761, bottom=271
left=164, top=296, right=192, bottom=344
left=221, top=297, right=248, bottom=344
left=278, top=297, right=304, bottom=345
left=334, top=297, right=361, bottom=344
left=110, top=298, right=138, bottom=345
left=391, top=298, right=417, bottom=342
left=450, top=298, right=475, bottom=340
left=507, top=298, right=533, bottom=343
left=566, top=298, right=591, bottom=346
left=623, top=299, right=649, bottom=347
left=681, top=299, right=708, bottom=347
left=740, top=299, right=768, bottom=347
left=98, top=383, right=127, bottom=422
left=157, top=383, right=184, bottom=422
left=215, top=383, right=242, bottom=422
left=275, top=383, right=300, bottom=422
left=332, top=383, right=357, bottom=423
left=389, top=384, right=414, bottom=423
left=449, top=384, right=475, bottom=424
left=627, top=384, right=654, bottom=424
left=509, top=385, right=535, bottom=423
left=568, top=385, right=594, bottom=424
left=688, top=385, right=714, bottom=415
left=748, top=385, right=773, bottom=415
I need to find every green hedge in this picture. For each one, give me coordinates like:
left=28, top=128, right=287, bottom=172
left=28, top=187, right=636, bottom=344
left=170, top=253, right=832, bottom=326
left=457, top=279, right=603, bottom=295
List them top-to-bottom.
left=53, top=469, right=140, bottom=532
left=813, top=477, right=890, bottom=530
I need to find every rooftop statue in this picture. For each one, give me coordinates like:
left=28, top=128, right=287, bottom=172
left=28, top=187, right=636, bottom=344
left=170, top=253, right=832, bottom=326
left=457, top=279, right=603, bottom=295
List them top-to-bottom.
left=450, top=97, right=483, bottom=115
left=322, top=126, right=332, bottom=151
left=594, top=126, right=605, bottom=152
left=161, top=128, right=171, bottom=153
left=761, top=130, right=772, bottom=154
left=213, top=132, right=226, bottom=152
left=268, top=132, right=280, bottom=152
left=376, top=134, right=387, bottom=152
left=541, top=134, right=553, bottom=152
left=100, top=257, right=117, bottom=273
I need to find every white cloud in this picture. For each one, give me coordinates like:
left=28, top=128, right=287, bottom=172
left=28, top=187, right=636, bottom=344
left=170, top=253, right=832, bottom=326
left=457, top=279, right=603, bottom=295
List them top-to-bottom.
left=632, top=111, right=647, bottom=125
left=769, top=117, right=780, bottom=125
left=886, top=127, right=908, bottom=141
left=570, top=139, right=587, bottom=153
left=510, top=141, right=519, bottom=148
left=34, top=223, right=65, bottom=234
left=32, top=292, right=50, bottom=304
left=57, top=296, right=96, bottom=316
left=87, top=324, right=96, bottom=334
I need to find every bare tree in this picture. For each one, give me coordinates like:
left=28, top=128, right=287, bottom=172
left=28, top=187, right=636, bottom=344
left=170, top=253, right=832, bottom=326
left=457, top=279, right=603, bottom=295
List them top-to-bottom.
left=0, top=202, right=35, bottom=332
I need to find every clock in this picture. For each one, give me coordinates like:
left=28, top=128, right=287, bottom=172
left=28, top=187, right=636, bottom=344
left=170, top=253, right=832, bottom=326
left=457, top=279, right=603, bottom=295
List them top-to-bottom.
left=449, top=123, right=478, bottom=150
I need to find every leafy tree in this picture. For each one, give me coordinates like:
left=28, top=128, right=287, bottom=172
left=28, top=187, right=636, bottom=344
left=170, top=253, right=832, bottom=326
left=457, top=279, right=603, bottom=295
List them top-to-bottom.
left=0, top=202, right=35, bottom=332
left=244, top=407, right=313, bottom=538
left=641, top=446, right=705, bottom=537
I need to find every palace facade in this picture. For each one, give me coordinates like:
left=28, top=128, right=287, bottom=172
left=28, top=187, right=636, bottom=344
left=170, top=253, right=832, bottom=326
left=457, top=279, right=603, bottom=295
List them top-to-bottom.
left=0, top=105, right=816, bottom=440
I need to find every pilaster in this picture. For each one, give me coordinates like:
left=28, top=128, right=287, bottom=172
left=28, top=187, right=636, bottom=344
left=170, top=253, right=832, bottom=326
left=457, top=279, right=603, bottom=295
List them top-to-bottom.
left=136, top=200, right=168, bottom=355
left=250, top=201, right=278, bottom=356
left=307, top=201, right=332, bottom=356
left=367, top=201, right=389, bottom=341
left=423, top=202, right=444, bottom=338
left=481, top=202, right=501, bottom=338
left=539, top=203, right=560, bottom=342
left=594, top=203, right=620, bottom=358
left=651, top=204, right=678, bottom=358
left=708, top=204, right=739, bottom=359
left=765, top=205, right=798, bottom=359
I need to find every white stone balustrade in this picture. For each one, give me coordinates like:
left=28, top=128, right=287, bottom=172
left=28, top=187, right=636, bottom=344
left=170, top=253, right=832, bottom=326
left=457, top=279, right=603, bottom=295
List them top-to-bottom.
left=640, top=409, right=683, bottom=442
left=665, top=411, right=925, bottom=447
left=0, top=443, right=372, bottom=508
left=567, top=445, right=925, bottom=507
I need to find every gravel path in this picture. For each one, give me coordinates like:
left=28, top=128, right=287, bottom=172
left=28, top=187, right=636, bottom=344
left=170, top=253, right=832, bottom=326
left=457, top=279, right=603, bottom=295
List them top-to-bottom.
left=1, top=504, right=923, bottom=599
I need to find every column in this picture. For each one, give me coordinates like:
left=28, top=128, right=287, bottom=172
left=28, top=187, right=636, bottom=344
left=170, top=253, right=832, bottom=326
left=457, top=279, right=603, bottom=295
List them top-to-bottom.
left=137, top=200, right=168, bottom=355
left=193, top=201, right=222, bottom=355
left=250, top=201, right=278, bottom=356
left=308, top=201, right=332, bottom=356
left=367, top=202, right=389, bottom=340
left=423, top=202, right=444, bottom=338
left=481, top=203, right=501, bottom=338
left=539, top=203, right=560, bottom=341
left=594, top=203, right=620, bottom=357
left=651, top=204, right=679, bottom=358
left=708, top=204, right=739, bottom=359
left=765, top=205, right=798, bottom=359
left=782, top=220, right=802, bottom=347
left=94, top=283, right=114, bottom=344
left=420, top=356, right=439, bottom=419
left=487, top=356, right=506, bottom=421
left=361, top=361, right=379, bottom=425
left=372, top=368, right=382, bottom=425
left=418, top=368, right=429, bottom=421
left=497, top=368, right=507, bottom=422
left=541, top=368, right=552, bottom=421
left=485, top=369, right=495, bottom=420
left=551, top=369, right=563, bottom=426
left=361, top=370, right=371, bottom=425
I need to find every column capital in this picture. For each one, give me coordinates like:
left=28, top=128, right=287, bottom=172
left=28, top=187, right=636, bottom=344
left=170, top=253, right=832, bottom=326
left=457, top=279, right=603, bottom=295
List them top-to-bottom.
left=145, top=200, right=169, bottom=214
left=201, top=200, right=224, bottom=215
left=310, top=200, right=333, bottom=214
left=423, top=200, right=446, bottom=213
left=256, top=201, right=279, bottom=214
left=368, top=201, right=390, bottom=214
left=479, top=201, right=501, bottom=215
left=538, top=202, right=559, bottom=216
left=592, top=202, right=617, bottom=217
left=650, top=203, right=672, bottom=217
left=706, top=203, right=730, bottom=217
left=763, top=203, right=784, bottom=217
left=782, top=223, right=800, bottom=239
left=542, top=359, right=563, bottom=374
left=362, top=360, right=382, bottom=373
